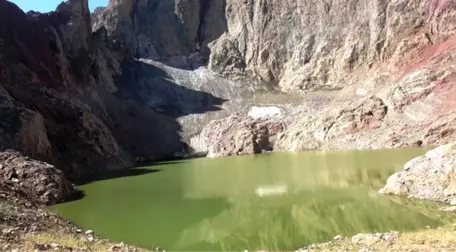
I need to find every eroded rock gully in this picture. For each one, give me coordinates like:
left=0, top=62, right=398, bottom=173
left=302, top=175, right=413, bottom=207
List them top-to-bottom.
left=1, top=0, right=456, bottom=202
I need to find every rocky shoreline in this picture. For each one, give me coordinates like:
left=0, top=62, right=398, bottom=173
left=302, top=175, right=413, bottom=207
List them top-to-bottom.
left=1, top=143, right=456, bottom=251
left=291, top=143, right=456, bottom=252
left=0, top=150, right=147, bottom=251
left=0, top=192, right=150, bottom=252
left=294, top=226, right=456, bottom=252
left=295, top=232, right=400, bottom=252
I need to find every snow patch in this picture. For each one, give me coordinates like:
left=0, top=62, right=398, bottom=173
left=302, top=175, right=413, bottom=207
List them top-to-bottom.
left=248, top=106, right=282, bottom=119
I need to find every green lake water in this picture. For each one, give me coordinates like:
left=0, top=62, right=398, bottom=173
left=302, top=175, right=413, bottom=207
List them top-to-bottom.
left=51, top=148, right=456, bottom=251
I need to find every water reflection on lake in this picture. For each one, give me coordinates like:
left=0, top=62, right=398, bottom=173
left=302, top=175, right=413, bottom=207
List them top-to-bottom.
left=52, top=148, right=456, bottom=251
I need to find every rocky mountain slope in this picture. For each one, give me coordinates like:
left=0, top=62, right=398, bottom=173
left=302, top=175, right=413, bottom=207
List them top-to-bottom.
left=0, top=0, right=245, bottom=180
left=1, top=0, right=456, bottom=193
left=192, top=0, right=456, bottom=156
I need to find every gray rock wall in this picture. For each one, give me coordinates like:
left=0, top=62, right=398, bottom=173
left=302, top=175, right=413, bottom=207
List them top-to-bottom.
left=94, top=0, right=456, bottom=95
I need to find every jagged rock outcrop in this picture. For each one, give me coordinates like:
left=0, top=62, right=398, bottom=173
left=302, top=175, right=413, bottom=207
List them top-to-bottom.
left=0, top=0, right=198, bottom=179
left=0, top=0, right=129, bottom=177
left=91, top=0, right=227, bottom=62
left=207, top=0, right=456, bottom=92
left=273, top=96, right=388, bottom=152
left=191, top=114, right=284, bottom=157
left=379, top=143, right=456, bottom=203
left=0, top=150, right=75, bottom=205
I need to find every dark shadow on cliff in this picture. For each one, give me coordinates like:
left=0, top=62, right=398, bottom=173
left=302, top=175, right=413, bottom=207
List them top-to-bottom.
left=0, top=0, right=230, bottom=183
left=129, top=0, right=228, bottom=69
left=86, top=59, right=229, bottom=165
left=114, top=59, right=228, bottom=117
left=75, top=168, right=162, bottom=186
left=63, top=190, right=85, bottom=203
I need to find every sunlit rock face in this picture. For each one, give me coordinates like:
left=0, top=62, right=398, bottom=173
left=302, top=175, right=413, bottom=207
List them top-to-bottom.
left=93, top=0, right=456, bottom=93
left=187, top=0, right=456, bottom=157
left=207, top=0, right=456, bottom=92
left=190, top=115, right=285, bottom=157
left=379, top=143, right=456, bottom=203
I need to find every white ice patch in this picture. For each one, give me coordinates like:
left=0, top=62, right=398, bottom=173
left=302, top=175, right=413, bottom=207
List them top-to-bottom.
left=248, top=106, right=282, bottom=119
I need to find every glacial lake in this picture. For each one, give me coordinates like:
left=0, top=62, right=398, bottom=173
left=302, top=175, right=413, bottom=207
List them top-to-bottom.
left=51, top=148, right=456, bottom=251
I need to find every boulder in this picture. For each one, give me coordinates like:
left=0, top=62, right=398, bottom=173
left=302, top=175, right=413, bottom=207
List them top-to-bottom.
left=191, top=115, right=284, bottom=157
left=379, top=143, right=456, bottom=203
left=0, top=150, right=75, bottom=205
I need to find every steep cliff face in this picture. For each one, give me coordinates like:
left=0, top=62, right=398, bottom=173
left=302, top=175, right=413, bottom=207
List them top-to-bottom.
left=0, top=0, right=193, bottom=178
left=91, top=0, right=226, bottom=62
left=92, top=0, right=456, bottom=92
left=189, top=0, right=456, bottom=155
left=210, top=0, right=456, bottom=91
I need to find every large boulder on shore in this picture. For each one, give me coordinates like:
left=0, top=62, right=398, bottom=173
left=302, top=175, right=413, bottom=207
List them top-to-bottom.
left=190, top=114, right=285, bottom=158
left=379, top=143, right=456, bottom=203
left=0, top=150, right=75, bottom=205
